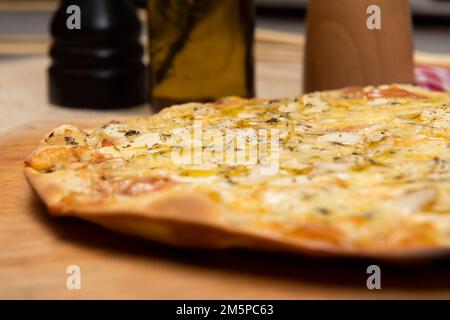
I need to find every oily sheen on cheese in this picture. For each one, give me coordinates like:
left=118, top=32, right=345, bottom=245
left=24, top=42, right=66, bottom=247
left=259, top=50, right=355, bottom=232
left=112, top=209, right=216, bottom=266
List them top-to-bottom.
left=25, top=85, right=450, bottom=258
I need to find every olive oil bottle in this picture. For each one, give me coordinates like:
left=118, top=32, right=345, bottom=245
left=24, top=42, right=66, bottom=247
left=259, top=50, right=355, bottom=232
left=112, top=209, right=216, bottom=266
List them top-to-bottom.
left=148, top=0, right=254, bottom=111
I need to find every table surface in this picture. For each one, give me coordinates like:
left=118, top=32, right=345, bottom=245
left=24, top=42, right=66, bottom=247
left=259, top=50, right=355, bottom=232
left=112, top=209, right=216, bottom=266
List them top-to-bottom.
left=0, top=29, right=450, bottom=299
left=1, top=120, right=450, bottom=299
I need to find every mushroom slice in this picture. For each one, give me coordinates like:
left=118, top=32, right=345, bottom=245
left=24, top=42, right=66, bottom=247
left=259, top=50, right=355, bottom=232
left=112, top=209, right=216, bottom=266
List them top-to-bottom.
left=318, top=132, right=362, bottom=146
left=395, top=188, right=437, bottom=215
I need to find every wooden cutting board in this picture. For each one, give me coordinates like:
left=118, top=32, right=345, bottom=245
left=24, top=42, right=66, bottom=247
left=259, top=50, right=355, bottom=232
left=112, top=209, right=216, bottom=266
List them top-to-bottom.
left=0, top=119, right=449, bottom=299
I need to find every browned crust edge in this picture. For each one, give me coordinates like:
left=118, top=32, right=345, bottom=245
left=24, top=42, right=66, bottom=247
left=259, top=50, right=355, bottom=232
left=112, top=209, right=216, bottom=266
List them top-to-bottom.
left=24, top=167, right=450, bottom=262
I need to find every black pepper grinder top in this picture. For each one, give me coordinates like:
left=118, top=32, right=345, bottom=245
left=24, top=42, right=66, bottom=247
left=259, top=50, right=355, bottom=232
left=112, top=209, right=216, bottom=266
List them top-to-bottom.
left=49, top=0, right=147, bottom=109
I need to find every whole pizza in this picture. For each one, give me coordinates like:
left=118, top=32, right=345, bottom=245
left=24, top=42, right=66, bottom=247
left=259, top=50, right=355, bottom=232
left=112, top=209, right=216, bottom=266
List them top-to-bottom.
left=25, top=85, right=450, bottom=259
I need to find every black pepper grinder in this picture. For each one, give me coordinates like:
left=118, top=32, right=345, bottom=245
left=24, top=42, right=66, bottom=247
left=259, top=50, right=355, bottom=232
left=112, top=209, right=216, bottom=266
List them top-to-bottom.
left=49, top=0, right=147, bottom=109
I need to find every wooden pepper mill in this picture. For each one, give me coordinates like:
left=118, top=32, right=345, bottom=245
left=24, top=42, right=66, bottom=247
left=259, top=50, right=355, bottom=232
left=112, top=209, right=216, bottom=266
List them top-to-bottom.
left=49, top=0, right=147, bottom=108
left=304, top=0, right=415, bottom=93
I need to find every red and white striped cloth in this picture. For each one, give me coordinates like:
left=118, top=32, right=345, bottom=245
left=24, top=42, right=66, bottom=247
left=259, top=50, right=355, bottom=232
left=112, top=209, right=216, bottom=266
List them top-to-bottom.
left=415, top=65, right=450, bottom=92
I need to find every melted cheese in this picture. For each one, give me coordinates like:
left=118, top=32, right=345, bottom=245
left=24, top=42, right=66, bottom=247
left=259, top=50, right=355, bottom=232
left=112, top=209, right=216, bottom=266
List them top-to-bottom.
left=31, top=85, right=450, bottom=249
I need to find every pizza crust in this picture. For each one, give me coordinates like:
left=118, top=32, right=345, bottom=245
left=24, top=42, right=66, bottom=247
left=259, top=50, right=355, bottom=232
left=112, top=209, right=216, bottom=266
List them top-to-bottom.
left=24, top=167, right=449, bottom=261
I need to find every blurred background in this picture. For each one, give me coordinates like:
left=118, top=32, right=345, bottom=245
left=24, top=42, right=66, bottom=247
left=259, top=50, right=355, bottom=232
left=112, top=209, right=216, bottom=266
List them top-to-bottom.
left=0, top=0, right=449, bottom=62
left=0, top=0, right=449, bottom=134
left=257, top=0, right=450, bottom=54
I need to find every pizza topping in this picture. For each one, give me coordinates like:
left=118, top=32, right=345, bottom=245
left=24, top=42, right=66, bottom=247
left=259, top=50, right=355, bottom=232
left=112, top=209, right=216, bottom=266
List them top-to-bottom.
left=340, top=86, right=364, bottom=99
left=365, top=86, right=425, bottom=99
left=302, top=95, right=329, bottom=113
left=279, top=101, right=300, bottom=113
left=193, top=105, right=220, bottom=118
left=101, top=120, right=122, bottom=129
left=100, top=122, right=128, bottom=139
left=43, top=124, right=86, bottom=146
left=361, top=125, right=389, bottom=143
left=124, top=130, right=140, bottom=137
left=318, top=132, right=362, bottom=146
left=128, top=133, right=163, bottom=149
left=64, top=136, right=78, bottom=146
left=367, top=136, right=395, bottom=156
left=101, top=138, right=114, bottom=147
left=26, top=146, right=86, bottom=171
left=430, top=156, right=450, bottom=181
left=312, top=162, right=352, bottom=174
left=98, top=177, right=173, bottom=197
left=118, top=177, right=172, bottom=196
left=395, top=188, right=437, bottom=215
left=316, top=207, right=331, bottom=215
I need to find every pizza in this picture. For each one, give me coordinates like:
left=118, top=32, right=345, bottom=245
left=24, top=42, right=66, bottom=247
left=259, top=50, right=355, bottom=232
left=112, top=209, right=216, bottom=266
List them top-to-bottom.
left=25, top=84, right=450, bottom=259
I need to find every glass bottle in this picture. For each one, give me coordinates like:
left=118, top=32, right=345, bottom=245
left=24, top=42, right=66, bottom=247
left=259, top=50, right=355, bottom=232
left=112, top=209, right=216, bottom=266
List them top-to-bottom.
left=148, top=0, right=254, bottom=111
